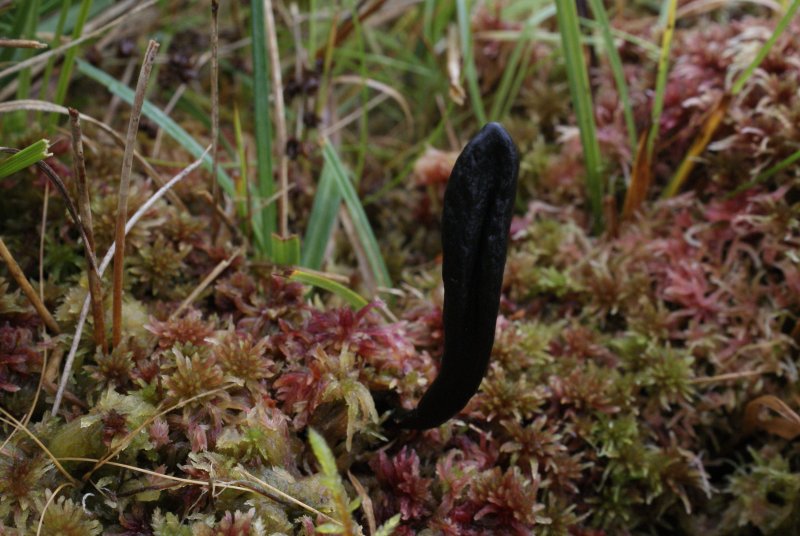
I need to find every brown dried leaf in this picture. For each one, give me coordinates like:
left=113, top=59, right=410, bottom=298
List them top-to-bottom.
left=743, top=395, right=800, bottom=440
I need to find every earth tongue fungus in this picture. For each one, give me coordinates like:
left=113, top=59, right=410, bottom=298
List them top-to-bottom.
left=397, top=122, right=519, bottom=429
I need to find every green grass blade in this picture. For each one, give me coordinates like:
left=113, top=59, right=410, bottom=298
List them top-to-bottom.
left=14, top=0, right=41, bottom=103
left=38, top=0, right=70, bottom=105
left=52, top=0, right=93, bottom=108
left=250, top=0, right=275, bottom=257
left=456, top=0, right=487, bottom=124
left=555, top=0, right=604, bottom=231
left=587, top=0, right=638, bottom=156
left=644, top=0, right=677, bottom=160
left=731, top=0, right=800, bottom=96
left=490, top=4, right=555, bottom=120
left=489, top=13, right=534, bottom=121
left=75, top=59, right=234, bottom=195
left=175, top=90, right=237, bottom=158
left=232, top=103, right=249, bottom=219
left=0, top=139, right=51, bottom=179
left=322, top=139, right=391, bottom=290
left=729, top=147, right=800, bottom=198
left=302, top=161, right=341, bottom=270
left=272, top=234, right=301, bottom=265
left=289, top=269, right=369, bottom=310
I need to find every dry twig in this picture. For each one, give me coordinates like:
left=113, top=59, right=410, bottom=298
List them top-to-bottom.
left=112, top=39, right=160, bottom=347
left=70, top=108, right=107, bottom=353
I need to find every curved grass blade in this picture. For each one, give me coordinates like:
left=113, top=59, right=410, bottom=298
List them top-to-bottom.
left=0, top=139, right=50, bottom=179
left=321, top=139, right=391, bottom=292
left=302, top=161, right=341, bottom=270
left=289, top=268, right=369, bottom=310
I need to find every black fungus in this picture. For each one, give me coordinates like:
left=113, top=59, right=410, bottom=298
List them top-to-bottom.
left=398, top=122, right=519, bottom=429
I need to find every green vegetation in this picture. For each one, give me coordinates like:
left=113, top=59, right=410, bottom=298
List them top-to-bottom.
left=2, top=0, right=800, bottom=533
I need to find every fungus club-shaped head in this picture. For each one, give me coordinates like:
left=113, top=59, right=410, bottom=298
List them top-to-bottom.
left=398, top=122, right=519, bottom=429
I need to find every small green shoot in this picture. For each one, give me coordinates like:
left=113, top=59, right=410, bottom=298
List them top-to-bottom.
left=0, top=139, right=51, bottom=179
left=289, top=269, right=369, bottom=310
left=307, top=428, right=358, bottom=535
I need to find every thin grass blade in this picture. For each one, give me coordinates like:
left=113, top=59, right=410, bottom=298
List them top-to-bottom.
left=250, top=0, right=276, bottom=257
left=455, top=0, right=487, bottom=124
left=555, top=0, right=604, bottom=230
left=587, top=0, right=637, bottom=156
left=322, top=139, right=391, bottom=291
left=302, top=161, right=341, bottom=270
left=289, top=269, right=369, bottom=310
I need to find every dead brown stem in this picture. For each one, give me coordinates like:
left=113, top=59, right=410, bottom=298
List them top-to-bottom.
left=0, top=38, right=48, bottom=49
left=112, top=39, right=159, bottom=347
left=70, top=108, right=107, bottom=354
left=0, top=238, right=59, bottom=334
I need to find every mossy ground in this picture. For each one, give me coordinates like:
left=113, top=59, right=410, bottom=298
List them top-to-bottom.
left=1, top=1, right=800, bottom=534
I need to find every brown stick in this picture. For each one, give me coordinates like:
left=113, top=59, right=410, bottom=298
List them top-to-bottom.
left=0, top=38, right=48, bottom=49
left=112, top=39, right=160, bottom=347
left=70, top=108, right=108, bottom=354
left=0, top=237, right=60, bottom=334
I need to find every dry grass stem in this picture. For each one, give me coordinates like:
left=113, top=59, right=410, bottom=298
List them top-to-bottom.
left=265, top=0, right=290, bottom=237
left=0, top=38, right=48, bottom=49
left=112, top=39, right=160, bottom=347
left=151, top=84, right=186, bottom=158
left=70, top=108, right=107, bottom=353
left=52, top=147, right=210, bottom=415
left=196, top=190, right=239, bottom=235
left=0, top=237, right=60, bottom=334
left=171, top=248, right=243, bottom=319
left=691, top=370, right=766, bottom=384
left=85, top=382, right=240, bottom=481
left=0, top=408, right=77, bottom=486
left=59, top=457, right=253, bottom=492
left=238, top=465, right=339, bottom=524
left=348, top=471, right=377, bottom=535
left=35, top=483, right=73, bottom=536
